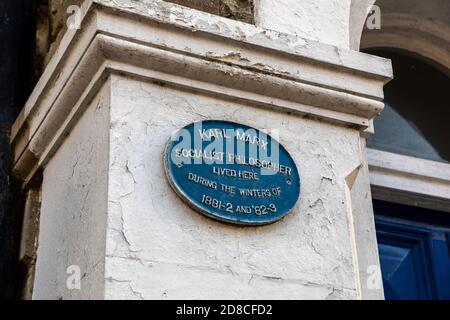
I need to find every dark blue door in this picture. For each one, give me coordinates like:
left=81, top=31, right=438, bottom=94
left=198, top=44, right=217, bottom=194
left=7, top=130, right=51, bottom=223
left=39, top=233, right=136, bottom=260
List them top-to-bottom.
left=374, top=200, right=450, bottom=300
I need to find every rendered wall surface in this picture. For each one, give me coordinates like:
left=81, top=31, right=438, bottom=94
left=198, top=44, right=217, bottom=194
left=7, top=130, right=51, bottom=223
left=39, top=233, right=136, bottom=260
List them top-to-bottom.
left=13, top=0, right=391, bottom=300
left=36, top=0, right=253, bottom=73
left=255, top=0, right=352, bottom=48
left=104, top=75, right=366, bottom=299
left=32, top=83, right=110, bottom=299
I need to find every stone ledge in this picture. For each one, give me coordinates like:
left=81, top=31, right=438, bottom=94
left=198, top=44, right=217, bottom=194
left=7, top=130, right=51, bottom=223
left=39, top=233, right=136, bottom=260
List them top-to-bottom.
left=11, top=0, right=392, bottom=186
left=368, top=148, right=450, bottom=213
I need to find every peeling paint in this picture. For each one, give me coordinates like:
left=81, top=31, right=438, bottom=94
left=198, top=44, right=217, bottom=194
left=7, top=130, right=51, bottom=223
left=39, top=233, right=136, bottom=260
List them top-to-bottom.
left=101, top=75, right=367, bottom=299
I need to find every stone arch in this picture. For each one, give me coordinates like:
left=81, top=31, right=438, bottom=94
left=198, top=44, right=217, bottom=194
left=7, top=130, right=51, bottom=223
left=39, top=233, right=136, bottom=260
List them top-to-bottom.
left=360, top=0, right=450, bottom=73
left=360, top=1, right=450, bottom=163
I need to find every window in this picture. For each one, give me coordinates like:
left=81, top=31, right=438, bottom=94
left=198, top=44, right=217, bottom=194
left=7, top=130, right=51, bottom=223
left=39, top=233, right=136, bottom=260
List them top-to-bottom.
left=365, top=49, right=450, bottom=163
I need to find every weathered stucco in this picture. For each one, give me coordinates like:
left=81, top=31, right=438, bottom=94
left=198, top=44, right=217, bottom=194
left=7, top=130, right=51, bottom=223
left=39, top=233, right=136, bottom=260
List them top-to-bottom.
left=14, top=0, right=391, bottom=299
left=36, top=0, right=253, bottom=71
left=36, top=0, right=376, bottom=72
left=254, top=0, right=352, bottom=48
left=255, top=0, right=377, bottom=49
left=29, top=73, right=384, bottom=299
left=104, top=75, right=368, bottom=299
left=32, top=82, right=110, bottom=299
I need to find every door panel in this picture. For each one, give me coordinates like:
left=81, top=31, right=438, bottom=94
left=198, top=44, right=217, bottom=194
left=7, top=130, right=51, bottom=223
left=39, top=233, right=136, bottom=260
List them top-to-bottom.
left=374, top=200, right=450, bottom=300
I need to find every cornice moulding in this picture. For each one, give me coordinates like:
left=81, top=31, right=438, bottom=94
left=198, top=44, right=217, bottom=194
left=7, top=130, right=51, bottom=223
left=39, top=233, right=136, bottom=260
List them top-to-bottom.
left=11, top=0, right=392, bottom=186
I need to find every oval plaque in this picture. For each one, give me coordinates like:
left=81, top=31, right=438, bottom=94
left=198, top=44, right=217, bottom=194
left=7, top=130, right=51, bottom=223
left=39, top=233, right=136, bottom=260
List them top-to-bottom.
left=164, top=120, right=301, bottom=226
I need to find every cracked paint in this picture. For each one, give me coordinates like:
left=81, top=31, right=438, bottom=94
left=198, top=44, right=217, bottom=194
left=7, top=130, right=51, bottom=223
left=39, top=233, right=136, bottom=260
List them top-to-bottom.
left=28, top=0, right=386, bottom=300
left=101, top=74, right=365, bottom=299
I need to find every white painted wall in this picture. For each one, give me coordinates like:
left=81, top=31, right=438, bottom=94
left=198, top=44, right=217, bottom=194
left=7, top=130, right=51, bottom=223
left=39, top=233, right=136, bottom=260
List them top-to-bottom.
left=24, top=0, right=390, bottom=300
left=255, top=0, right=352, bottom=48
left=255, top=0, right=376, bottom=49
left=104, top=75, right=367, bottom=299
left=32, top=82, right=111, bottom=300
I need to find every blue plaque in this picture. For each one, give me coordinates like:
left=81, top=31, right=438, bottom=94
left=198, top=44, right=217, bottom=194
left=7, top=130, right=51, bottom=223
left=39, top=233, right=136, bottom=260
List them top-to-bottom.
left=164, top=120, right=301, bottom=226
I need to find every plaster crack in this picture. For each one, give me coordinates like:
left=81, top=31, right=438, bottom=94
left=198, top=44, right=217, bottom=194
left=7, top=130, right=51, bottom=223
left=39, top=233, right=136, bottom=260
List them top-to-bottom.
left=70, top=154, right=81, bottom=178
left=125, top=160, right=137, bottom=184
left=309, top=198, right=323, bottom=208
left=129, top=283, right=145, bottom=300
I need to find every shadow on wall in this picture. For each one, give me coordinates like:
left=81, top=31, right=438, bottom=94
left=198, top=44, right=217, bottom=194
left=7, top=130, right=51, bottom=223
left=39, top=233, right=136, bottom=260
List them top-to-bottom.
left=0, top=0, right=36, bottom=300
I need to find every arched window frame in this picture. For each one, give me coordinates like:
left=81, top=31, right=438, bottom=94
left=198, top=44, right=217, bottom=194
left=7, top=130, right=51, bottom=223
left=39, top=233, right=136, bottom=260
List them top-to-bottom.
left=361, top=9, right=450, bottom=213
